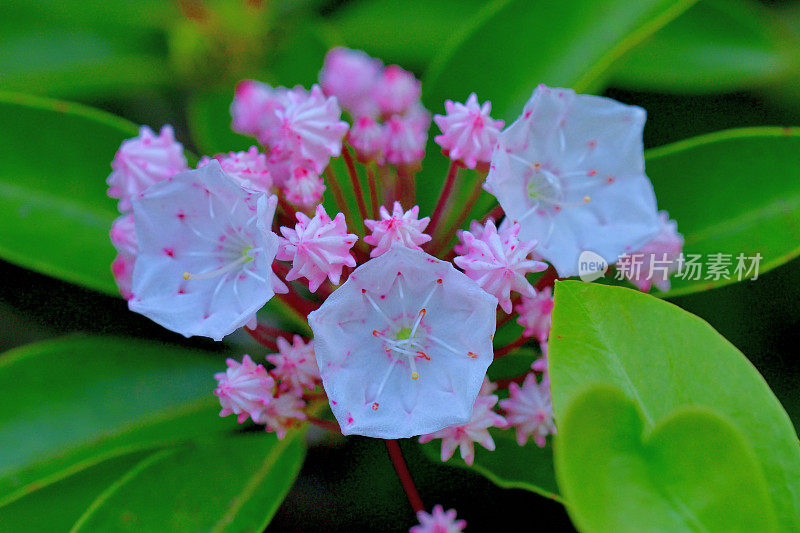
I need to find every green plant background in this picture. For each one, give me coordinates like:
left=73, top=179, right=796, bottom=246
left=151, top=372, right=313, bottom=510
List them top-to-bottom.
left=1, top=0, right=799, bottom=531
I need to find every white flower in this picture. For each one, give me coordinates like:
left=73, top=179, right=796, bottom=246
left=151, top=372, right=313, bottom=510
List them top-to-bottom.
left=485, top=85, right=660, bottom=276
left=129, top=161, right=279, bottom=341
left=308, top=247, right=497, bottom=439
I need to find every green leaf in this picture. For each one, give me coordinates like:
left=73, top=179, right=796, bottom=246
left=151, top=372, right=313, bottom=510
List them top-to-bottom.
left=328, top=0, right=484, bottom=71
left=416, top=0, right=698, bottom=214
left=424, top=0, right=699, bottom=121
left=612, top=0, right=794, bottom=94
left=0, top=28, right=171, bottom=99
left=187, top=89, right=255, bottom=156
left=0, top=92, right=136, bottom=296
left=0, top=92, right=308, bottom=331
left=645, top=127, right=800, bottom=297
left=549, top=281, right=800, bottom=529
left=0, top=336, right=231, bottom=507
left=486, top=346, right=537, bottom=382
left=555, top=385, right=778, bottom=532
left=420, top=428, right=561, bottom=501
left=71, top=433, right=306, bottom=532
left=0, top=452, right=149, bottom=531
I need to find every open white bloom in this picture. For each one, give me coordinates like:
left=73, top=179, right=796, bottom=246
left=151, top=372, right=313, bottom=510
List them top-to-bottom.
left=485, top=85, right=660, bottom=276
left=129, top=161, right=279, bottom=341
left=308, top=247, right=497, bottom=438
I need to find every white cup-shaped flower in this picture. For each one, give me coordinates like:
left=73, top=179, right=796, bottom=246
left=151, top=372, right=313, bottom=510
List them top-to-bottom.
left=485, top=84, right=660, bottom=277
left=129, top=161, right=279, bottom=341
left=308, top=247, right=497, bottom=439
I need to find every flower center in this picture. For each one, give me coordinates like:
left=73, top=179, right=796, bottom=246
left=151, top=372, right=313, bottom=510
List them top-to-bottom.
left=526, top=166, right=564, bottom=206
left=182, top=246, right=255, bottom=280
left=373, top=307, right=428, bottom=381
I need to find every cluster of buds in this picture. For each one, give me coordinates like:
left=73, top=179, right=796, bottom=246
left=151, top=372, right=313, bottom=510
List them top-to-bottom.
left=106, top=47, right=684, bottom=531
left=320, top=47, right=430, bottom=169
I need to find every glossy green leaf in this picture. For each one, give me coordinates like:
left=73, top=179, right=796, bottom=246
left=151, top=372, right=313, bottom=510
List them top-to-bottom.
left=328, top=0, right=484, bottom=70
left=416, top=0, right=698, bottom=214
left=424, top=0, right=698, bottom=121
left=612, top=0, right=794, bottom=94
left=187, top=89, right=255, bottom=156
left=0, top=92, right=136, bottom=296
left=646, top=128, right=800, bottom=297
left=549, top=281, right=800, bottom=529
left=0, top=336, right=230, bottom=507
left=555, top=385, right=778, bottom=532
left=421, top=428, right=560, bottom=501
left=71, top=433, right=305, bottom=532
left=0, top=452, right=149, bottom=531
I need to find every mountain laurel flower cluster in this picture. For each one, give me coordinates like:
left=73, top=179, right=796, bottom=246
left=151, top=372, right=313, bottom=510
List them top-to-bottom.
left=105, top=46, right=683, bottom=529
left=320, top=47, right=431, bottom=167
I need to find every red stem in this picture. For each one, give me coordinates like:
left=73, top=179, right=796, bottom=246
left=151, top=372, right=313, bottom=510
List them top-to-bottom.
left=342, top=146, right=369, bottom=229
left=427, top=161, right=460, bottom=242
left=366, top=164, right=380, bottom=217
left=325, top=167, right=355, bottom=228
left=432, top=174, right=486, bottom=255
left=481, top=204, right=504, bottom=224
left=534, top=265, right=559, bottom=291
left=276, top=290, right=318, bottom=318
left=496, top=311, right=514, bottom=329
left=245, top=327, right=278, bottom=351
left=494, top=334, right=529, bottom=358
left=307, top=415, right=342, bottom=434
left=384, top=439, right=424, bottom=514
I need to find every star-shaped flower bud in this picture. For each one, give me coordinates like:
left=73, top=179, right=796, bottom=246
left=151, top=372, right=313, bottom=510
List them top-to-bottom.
left=319, top=47, right=383, bottom=118
left=372, top=65, right=421, bottom=116
left=230, top=80, right=286, bottom=138
left=485, top=84, right=660, bottom=276
left=263, top=85, right=349, bottom=174
left=434, top=93, right=505, bottom=169
left=384, top=113, right=428, bottom=166
left=348, top=115, right=386, bottom=163
left=107, top=125, right=188, bottom=212
left=198, top=146, right=273, bottom=194
left=129, top=161, right=280, bottom=341
left=282, top=163, right=326, bottom=209
left=364, top=202, right=431, bottom=257
left=277, top=205, right=358, bottom=292
left=616, top=210, right=684, bottom=292
left=110, top=213, right=138, bottom=299
left=454, top=219, right=547, bottom=313
left=308, top=247, right=497, bottom=439
left=516, top=286, right=554, bottom=342
left=267, top=335, right=320, bottom=393
left=214, top=355, right=275, bottom=424
left=214, top=355, right=307, bottom=439
left=499, top=373, right=556, bottom=447
left=419, top=385, right=507, bottom=466
left=261, top=387, right=307, bottom=439
left=410, top=505, right=466, bottom=533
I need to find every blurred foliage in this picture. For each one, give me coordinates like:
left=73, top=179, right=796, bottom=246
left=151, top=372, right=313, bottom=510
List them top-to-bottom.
left=1, top=0, right=800, bottom=531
